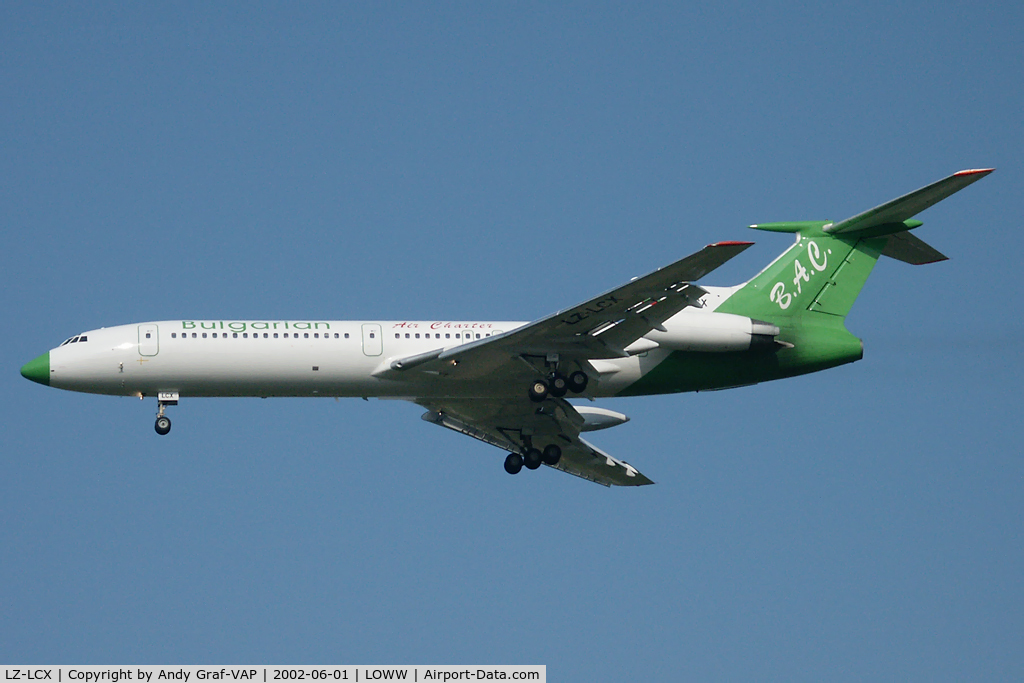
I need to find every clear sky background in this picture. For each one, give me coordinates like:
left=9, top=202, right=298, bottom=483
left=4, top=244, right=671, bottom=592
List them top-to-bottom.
left=2, top=2, right=1021, bottom=679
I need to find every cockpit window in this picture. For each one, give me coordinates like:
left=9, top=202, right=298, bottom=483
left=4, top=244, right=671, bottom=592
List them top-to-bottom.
left=59, top=334, right=89, bottom=346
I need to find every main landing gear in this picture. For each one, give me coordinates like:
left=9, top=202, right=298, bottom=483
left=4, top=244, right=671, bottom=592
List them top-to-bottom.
left=528, top=369, right=589, bottom=403
left=504, top=444, right=562, bottom=476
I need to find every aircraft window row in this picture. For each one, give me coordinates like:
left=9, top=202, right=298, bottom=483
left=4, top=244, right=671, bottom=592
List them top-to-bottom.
left=170, top=332, right=352, bottom=339
left=394, top=332, right=488, bottom=339
left=60, top=335, right=89, bottom=346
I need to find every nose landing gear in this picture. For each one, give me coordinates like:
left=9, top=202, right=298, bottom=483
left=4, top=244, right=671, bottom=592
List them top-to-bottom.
left=153, top=391, right=178, bottom=436
left=155, top=414, right=171, bottom=435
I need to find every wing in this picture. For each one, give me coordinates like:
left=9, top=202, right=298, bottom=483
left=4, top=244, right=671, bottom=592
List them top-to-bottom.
left=384, top=240, right=753, bottom=380
left=417, top=397, right=654, bottom=487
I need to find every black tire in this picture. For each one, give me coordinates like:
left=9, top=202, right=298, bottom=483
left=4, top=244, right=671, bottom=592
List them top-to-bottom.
left=567, top=370, right=589, bottom=393
left=549, top=373, right=568, bottom=398
left=528, top=379, right=549, bottom=403
left=155, top=416, right=171, bottom=436
left=542, top=444, right=562, bottom=465
left=523, top=448, right=543, bottom=470
left=504, top=453, right=523, bottom=475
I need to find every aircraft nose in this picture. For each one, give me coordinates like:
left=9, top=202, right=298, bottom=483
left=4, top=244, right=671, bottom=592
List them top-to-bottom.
left=20, top=352, right=50, bottom=386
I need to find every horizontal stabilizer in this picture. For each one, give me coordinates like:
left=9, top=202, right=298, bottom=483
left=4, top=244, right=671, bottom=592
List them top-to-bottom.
left=824, top=169, right=994, bottom=236
left=882, top=230, right=948, bottom=265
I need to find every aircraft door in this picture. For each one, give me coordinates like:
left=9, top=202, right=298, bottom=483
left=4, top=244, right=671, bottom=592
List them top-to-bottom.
left=361, top=323, right=382, bottom=356
left=138, top=324, right=159, bottom=356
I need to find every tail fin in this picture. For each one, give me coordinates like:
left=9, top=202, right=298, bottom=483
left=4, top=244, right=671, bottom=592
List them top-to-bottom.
left=719, top=169, right=994, bottom=322
left=717, top=227, right=881, bottom=320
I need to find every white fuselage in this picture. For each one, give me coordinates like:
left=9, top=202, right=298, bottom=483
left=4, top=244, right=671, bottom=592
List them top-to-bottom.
left=47, top=319, right=655, bottom=399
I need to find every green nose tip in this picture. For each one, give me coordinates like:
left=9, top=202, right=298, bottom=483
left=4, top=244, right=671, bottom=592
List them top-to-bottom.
left=21, top=352, right=50, bottom=386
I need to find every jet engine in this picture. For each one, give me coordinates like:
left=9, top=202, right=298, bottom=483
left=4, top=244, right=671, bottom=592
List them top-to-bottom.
left=640, top=309, right=780, bottom=352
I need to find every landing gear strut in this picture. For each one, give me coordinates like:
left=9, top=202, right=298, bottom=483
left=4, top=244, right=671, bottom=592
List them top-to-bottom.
left=154, top=392, right=178, bottom=435
left=154, top=405, right=172, bottom=435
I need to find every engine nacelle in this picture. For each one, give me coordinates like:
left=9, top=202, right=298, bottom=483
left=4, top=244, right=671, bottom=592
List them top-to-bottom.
left=640, top=309, right=779, bottom=352
left=576, top=406, right=630, bottom=432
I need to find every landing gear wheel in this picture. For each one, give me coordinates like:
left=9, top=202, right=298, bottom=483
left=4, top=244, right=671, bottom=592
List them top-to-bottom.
left=567, top=370, right=589, bottom=393
left=549, top=373, right=568, bottom=398
left=528, top=379, right=550, bottom=403
left=154, top=416, right=172, bottom=436
left=542, top=444, right=562, bottom=466
left=523, top=448, right=543, bottom=470
left=504, top=452, right=523, bottom=475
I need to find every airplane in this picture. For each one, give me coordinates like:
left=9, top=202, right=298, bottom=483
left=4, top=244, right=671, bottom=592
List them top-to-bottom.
left=21, top=169, right=993, bottom=487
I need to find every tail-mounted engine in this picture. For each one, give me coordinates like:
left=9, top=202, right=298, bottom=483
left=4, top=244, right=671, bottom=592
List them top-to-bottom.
left=634, top=309, right=780, bottom=353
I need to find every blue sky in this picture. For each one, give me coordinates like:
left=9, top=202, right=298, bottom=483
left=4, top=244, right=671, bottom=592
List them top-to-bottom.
left=2, top=2, right=1021, bottom=679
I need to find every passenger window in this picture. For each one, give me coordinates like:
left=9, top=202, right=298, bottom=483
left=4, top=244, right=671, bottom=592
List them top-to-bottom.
left=369, top=332, right=375, bottom=338
left=146, top=333, right=151, bottom=339
left=171, top=333, right=177, bottom=338
left=192, top=333, right=198, bottom=338
left=202, top=333, right=207, bottom=338
left=212, top=333, right=217, bottom=338
left=233, top=333, right=238, bottom=338
left=243, top=333, right=248, bottom=338
left=264, top=333, right=269, bottom=338
left=274, top=333, right=279, bottom=338
left=304, top=333, right=309, bottom=338
left=314, top=333, right=319, bottom=338
left=345, top=333, right=350, bottom=339
left=395, top=333, right=400, bottom=339
left=405, top=333, right=410, bottom=338
left=415, top=333, right=420, bottom=339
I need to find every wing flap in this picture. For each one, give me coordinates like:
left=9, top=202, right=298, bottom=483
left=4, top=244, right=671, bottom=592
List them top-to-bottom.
left=551, top=436, right=654, bottom=487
